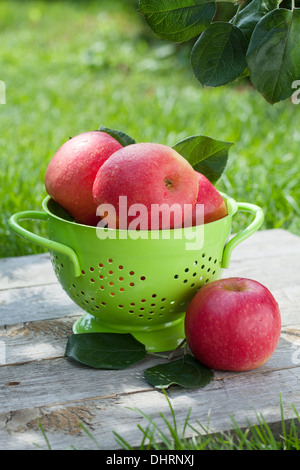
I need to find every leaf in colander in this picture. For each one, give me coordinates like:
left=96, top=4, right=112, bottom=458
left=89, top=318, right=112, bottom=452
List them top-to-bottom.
left=65, top=333, right=146, bottom=369
left=144, top=355, right=213, bottom=389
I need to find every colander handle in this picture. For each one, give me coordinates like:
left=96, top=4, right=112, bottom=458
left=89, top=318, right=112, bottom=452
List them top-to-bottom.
left=221, top=202, right=264, bottom=269
left=8, top=210, right=82, bottom=277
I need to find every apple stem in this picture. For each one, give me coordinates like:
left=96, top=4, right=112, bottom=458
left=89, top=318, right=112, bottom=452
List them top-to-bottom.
left=167, top=338, right=187, bottom=360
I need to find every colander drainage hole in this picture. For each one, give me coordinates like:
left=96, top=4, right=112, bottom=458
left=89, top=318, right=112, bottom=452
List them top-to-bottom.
left=90, top=267, right=94, bottom=272
left=174, top=274, right=179, bottom=279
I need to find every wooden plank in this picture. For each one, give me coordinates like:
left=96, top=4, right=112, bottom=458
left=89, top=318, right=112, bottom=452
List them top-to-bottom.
left=228, top=228, right=300, bottom=260
left=0, top=229, right=299, bottom=450
left=1, top=231, right=300, bottom=326
left=0, top=253, right=56, bottom=290
left=0, top=255, right=298, bottom=327
left=0, top=284, right=82, bottom=326
left=0, top=312, right=298, bottom=367
left=0, top=334, right=297, bottom=414
left=0, top=349, right=299, bottom=450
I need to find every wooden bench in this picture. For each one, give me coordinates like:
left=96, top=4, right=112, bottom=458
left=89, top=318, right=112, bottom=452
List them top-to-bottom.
left=0, top=228, right=299, bottom=450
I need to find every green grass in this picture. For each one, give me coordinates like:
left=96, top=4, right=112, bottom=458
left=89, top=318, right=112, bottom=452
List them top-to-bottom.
left=1, top=0, right=300, bottom=257
left=36, top=391, right=300, bottom=450
left=112, top=392, right=300, bottom=450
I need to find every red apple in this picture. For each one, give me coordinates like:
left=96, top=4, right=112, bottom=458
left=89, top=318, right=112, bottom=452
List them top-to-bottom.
left=45, top=131, right=123, bottom=226
left=92, top=142, right=199, bottom=230
left=191, top=172, right=227, bottom=225
left=185, top=277, right=281, bottom=371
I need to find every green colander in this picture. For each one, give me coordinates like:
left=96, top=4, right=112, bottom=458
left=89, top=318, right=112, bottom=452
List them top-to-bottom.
left=8, top=193, right=264, bottom=352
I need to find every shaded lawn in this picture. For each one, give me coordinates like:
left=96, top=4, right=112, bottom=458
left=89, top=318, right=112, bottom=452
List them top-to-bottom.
left=0, top=0, right=300, bottom=258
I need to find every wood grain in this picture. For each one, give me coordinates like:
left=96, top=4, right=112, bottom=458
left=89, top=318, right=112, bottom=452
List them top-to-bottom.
left=0, top=229, right=299, bottom=450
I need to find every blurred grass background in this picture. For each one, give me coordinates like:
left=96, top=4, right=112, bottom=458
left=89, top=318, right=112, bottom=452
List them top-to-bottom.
left=1, top=0, right=300, bottom=258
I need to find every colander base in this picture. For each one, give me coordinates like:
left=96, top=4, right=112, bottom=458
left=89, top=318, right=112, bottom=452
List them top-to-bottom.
left=73, top=313, right=186, bottom=353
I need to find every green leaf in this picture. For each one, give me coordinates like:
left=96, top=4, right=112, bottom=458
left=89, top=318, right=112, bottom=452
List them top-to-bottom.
left=139, top=0, right=216, bottom=43
left=230, top=0, right=278, bottom=42
left=247, top=8, right=300, bottom=104
left=191, top=22, right=248, bottom=87
left=98, top=125, right=136, bottom=147
left=173, top=135, right=233, bottom=183
left=65, top=333, right=146, bottom=369
left=144, top=355, right=214, bottom=389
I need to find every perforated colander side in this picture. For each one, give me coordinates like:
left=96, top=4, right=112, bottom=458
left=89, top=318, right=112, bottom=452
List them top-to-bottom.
left=51, top=248, right=223, bottom=327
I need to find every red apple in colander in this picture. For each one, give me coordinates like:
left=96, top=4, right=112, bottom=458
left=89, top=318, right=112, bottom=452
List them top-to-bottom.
left=45, top=131, right=123, bottom=226
left=92, top=142, right=199, bottom=230
left=191, top=171, right=227, bottom=225
left=185, top=277, right=281, bottom=371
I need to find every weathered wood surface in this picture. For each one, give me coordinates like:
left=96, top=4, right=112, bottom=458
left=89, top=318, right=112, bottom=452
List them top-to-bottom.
left=0, top=229, right=299, bottom=450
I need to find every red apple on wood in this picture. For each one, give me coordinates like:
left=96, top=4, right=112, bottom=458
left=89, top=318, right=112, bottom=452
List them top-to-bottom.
left=45, top=131, right=123, bottom=226
left=92, top=142, right=199, bottom=230
left=191, top=171, right=227, bottom=225
left=185, top=277, right=281, bottom=371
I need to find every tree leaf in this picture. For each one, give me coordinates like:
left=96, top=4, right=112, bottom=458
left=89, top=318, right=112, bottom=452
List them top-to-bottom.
left=138, top=0, right=216, bottom=43
left=230, top=0, right=278, bottom=42
left=247, top=8, right=300, bottom=104
left=191, top=22, right=248, bottom=87
left=98, top=125, right=136, bottom=147
left=173, top=135, right=233, bottom=183
left=65, top=333, right=146, bottom=369
left=144, top=355, right=214, bottom=389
